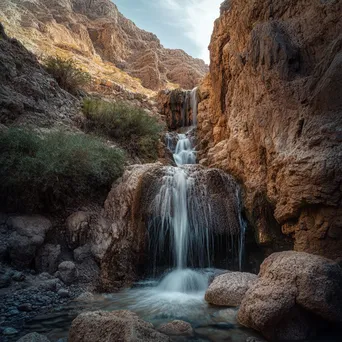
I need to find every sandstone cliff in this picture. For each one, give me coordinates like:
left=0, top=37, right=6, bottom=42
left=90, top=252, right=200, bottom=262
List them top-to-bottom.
left=0, top=0, right=208, bottom=92
left=197, top=0, right=342, bottom=259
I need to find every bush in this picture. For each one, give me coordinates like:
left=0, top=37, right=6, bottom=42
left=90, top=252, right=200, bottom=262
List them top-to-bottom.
left=44, top=56, right=90, bottom=94
left=82, top=98, right=163, bottom=160
left=0, top=129, right=125, bottom=212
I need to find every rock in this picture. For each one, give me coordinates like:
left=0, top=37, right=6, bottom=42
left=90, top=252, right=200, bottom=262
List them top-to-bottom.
left=196, top=0, right=342, bottom=259
left=7, top=216, right=52, bottom=268
left=35, top=244, right=61, bottom=274
left=73, top=244, right=92, bottom=263
left=238, top=251, right=342, bottom=341
left=58, top=261, right=78, bottom=285
left=0, top=271, right=11, bottom=288
left=12, top=271, right=25, bottom=282
left=205, top=272, right=257, bottom=307
left=57, top=289, right=70, bottom=298
left=76, top=292, right=95, bottom=302
left=18, top=303, right=32, bottom=312
left=68, top=310, right=170, bottom=342
left=158, top=320, right=193, bottom=336
left=3, top=327, right=18, bottom=335
left=16, top=332, right=51, bottom=342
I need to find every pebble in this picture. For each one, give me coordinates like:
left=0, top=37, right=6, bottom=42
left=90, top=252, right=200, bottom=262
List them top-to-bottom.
left=57, top=289, right=70, bottom=298
left=18, top=303, right=32, bottom=312
left=3, top=327, right=19, bottom=335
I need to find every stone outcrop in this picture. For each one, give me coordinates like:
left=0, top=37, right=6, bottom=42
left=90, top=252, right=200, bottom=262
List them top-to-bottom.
left=0, top=0, right=207, bottom=91
left=197, top=0, right=342, bottom=259
left=0, top=22, right=78, bottom=127
left=100, top=163, right=162, bottom=291
left=7, top=216, right=52, bottom=269
left=237, top=251, right=342, bottom=341
left=205, top=272, right=257, bottom=307
left=69, top=310, right=170, bottom=342
left=158, top=320, right=193, bottom=337
left=16, top=332, right=50, bottom=342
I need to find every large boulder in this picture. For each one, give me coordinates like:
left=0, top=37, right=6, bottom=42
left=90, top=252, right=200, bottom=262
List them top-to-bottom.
left=7, top=216, right=52, bottom=268
left=238, top=251, right=342, bottom=341
left=205, top=272, right=257, bottom=306
left=68, top=310, right=170, bottom=342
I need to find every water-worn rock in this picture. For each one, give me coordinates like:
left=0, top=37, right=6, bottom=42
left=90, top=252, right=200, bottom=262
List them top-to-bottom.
left=197, top=0, right=342, bottom=259
left=7, top=216, right=52, bottom=268
left=238, top=251, right=342, bottom=341
left=58, top=261, right=78, bottom=285
left=205, top=272, right=257, bottom=307
left=68, top=310, right=170, bottom=342
left=158, top=320, right=193, bottom=336
left=16, top=332, right=50, bottom=342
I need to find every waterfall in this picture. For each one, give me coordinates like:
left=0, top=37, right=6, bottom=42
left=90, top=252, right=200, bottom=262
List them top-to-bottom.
left=190, top=87, right=198, bottom=126
left=173, top=133, right=196, bottom=166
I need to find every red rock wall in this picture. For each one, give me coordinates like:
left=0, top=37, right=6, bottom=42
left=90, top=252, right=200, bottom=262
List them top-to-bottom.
left=197, top=0, right=342, bottom=259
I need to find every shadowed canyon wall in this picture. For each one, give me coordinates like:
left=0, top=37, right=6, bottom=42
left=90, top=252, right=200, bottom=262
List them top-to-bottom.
left=197, top=0, right=342, bottom=259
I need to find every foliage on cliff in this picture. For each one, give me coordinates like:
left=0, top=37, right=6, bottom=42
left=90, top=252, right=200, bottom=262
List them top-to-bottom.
left=44, top=56, right=91, bottom=95
left=82, top=99, right=163, bottom=161
left=0, top=129, right=124, bottom=212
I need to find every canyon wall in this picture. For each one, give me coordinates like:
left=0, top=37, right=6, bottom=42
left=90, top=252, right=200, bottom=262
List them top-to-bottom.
left=0, top=0, right=208, bottom=91
left=197, top=0, right=342, bottom=259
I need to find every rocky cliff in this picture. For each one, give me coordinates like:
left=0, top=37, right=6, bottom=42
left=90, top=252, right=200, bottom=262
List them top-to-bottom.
left=0, top=0, right=208, bottom=91
left=197, top=0, right=342, bottom=259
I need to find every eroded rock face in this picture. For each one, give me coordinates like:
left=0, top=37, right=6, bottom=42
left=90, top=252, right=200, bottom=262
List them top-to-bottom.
left=0, top=0, right=207, bottom=91
left=197, top=0, right=342, bottom=259
left=0, top=22, right=78, bottom=127
left=100, top=163, right=162, bottom=291
left=7, top=216, right=52, bottom=269
left=237, top=251, right=342, bottom=341
left=205, top=272, right=257, bottom=307
left=69, top=310, right=170, bottom=342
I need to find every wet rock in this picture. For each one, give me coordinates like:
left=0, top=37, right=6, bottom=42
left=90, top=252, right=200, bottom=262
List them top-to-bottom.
left=7, top=216, right=52, bottom=268
left=35, top=244, right=61, bottom=274
left=74, top=244, right=92, bottom=263
left=238, top=251, right=342, bottom=341
left=58, top=261, right=77, bottom=285
left=205, top=272, right=257, bottom=306
left=57, top=289, right=70, bottom=298
left=76, top=292, right=95, bottom=301
left=69, top=310, right=170, bottom=342
left=158, top=320, right=193, bottom=336
left=3, top=327, right=19, bottom=335
left=16, top=332, right=51, bottom=342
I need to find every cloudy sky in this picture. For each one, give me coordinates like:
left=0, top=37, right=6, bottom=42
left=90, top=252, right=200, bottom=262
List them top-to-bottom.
left=114, top=0, right=222, bottom=64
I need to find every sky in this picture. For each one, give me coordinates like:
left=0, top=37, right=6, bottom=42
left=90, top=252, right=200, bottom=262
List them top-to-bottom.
left=114, top=0, right=222, bottom=64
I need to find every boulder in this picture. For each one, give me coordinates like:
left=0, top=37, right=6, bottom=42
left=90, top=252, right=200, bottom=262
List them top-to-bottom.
left=7, top=216, right=52, bottom=268
left=35, top=244, right=61, bottom=274
left=238, top=251, right=342, bottom=341
left=58, top=261, right=78, bottom=285
left=205, top=272, right=257, bottom=306
left=68, top=310, right=170, bottom=342
left=158, top=320, right=193, bottom=336
left=16, top=332, right=50, bottom=342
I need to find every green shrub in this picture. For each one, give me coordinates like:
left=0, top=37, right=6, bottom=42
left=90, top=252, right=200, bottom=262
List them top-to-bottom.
left=44, top=56, right=90, bottom=95
left=82, top=98, right=163, bottom=161
left=0, top=129, right=125, bottom=212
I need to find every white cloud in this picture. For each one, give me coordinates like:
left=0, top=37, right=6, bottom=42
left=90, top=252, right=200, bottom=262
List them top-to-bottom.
left=159, top=0, right=222, bottom=63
